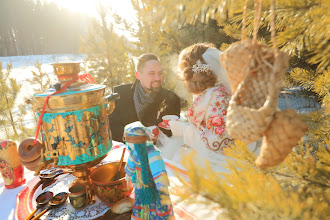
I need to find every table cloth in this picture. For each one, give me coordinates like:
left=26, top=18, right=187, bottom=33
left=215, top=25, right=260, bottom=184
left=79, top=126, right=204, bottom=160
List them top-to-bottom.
left=0, top=141, right=222, bottom=220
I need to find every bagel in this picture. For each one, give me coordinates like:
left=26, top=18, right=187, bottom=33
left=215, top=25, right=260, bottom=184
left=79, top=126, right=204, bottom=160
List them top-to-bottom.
left=19, top=138, right=42, bottom=163
left=21, top=156, right=41, bottom=171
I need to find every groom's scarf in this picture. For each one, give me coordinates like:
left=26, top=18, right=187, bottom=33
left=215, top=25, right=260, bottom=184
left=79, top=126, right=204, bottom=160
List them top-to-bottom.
left=133, top=81, right=159, bottom=121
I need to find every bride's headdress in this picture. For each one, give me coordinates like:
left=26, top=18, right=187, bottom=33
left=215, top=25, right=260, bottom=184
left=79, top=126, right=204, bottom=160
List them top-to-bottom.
left=201, top=48, right=232, bottom=94
left=192, top=60, right=212, bottom=73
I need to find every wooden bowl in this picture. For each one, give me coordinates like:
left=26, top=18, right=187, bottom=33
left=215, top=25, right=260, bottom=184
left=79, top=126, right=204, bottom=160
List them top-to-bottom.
left=90, top=162, right=130, bottom=206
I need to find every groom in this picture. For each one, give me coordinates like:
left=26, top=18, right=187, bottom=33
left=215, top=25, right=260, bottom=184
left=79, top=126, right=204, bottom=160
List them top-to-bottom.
left=109, top=53, right=181, bottom=141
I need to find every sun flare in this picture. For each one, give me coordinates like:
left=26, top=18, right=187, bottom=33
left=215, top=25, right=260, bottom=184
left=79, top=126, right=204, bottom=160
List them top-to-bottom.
left=45, top=0, right=136, bottom=39
left=46, top=0, right=136, bottom=23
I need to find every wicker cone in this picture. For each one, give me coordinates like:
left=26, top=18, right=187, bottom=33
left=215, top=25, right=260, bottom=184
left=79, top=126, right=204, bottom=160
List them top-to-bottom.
left=221, top=40, right=255, bottom=93
left=225, top=40, right=289, bottom=143
left=255, top=109, right=308, bottom=169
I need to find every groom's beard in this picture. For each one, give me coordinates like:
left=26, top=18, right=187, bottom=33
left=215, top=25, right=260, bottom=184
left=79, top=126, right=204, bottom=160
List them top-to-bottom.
left=143, top=80, right=162, bottom=93
left=150, top=80, right=162, bottom=92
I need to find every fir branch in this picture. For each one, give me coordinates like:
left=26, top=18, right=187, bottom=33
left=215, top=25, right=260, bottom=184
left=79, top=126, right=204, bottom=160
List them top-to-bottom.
left=276, top=3, right=320, bottom=12
left=270, top=171, right=330, bottom=188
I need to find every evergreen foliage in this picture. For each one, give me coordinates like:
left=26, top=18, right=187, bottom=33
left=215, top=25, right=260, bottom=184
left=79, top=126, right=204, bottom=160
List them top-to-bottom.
left=130, top=0, right=162, bottom=55
left=147, top=0, right=329, bottom=107
left=80, top=3, right=134, bottom=90
left=26, top=61, right=52, bottom=92
left=0, top=62, right=33, bottom=142
left=301, top=109, right=330, bottom=150
left=178, top=142, right=329, bottom=219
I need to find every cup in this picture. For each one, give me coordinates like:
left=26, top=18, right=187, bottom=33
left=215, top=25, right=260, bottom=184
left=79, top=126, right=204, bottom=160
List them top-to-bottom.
left=162, top=115, right=179, bottom=126
left=146, top=126, right=160, bottom=142
left=69, top=184, right=87, bottom=210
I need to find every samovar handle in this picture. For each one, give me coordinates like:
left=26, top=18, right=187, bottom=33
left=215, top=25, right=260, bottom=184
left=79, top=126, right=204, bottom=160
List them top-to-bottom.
left=104, top=93, right=120, bottom=115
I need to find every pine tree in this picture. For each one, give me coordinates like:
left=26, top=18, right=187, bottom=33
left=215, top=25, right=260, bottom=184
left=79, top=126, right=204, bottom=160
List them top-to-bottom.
left=129, top=0, right=163, bottom=55
left=80, top=2, right=134, bottom=91
left=26, top=60, right=52, bottom=92
left=0, top=62, right=33, bottom=142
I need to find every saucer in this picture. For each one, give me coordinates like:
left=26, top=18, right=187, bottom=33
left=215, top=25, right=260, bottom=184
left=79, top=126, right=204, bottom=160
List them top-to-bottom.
left=158, top=122, right=171, bottom=130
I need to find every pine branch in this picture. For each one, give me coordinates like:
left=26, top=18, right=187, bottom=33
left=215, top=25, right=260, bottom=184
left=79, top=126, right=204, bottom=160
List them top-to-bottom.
left=276, top=3, right=320, bottom=12
left=270, top=171, right=330, bottom=188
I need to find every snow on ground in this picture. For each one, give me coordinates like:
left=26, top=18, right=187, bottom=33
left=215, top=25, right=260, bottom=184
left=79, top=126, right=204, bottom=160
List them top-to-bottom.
left=0, top=54, right=321, bottom=139
left=278, top=87, right=321, bottom=114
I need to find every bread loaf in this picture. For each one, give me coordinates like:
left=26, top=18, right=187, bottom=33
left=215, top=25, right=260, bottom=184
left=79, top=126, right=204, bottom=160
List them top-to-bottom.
left=19, top=138, right=42, bottom=162
left=111, top=198, right=134, bottom=214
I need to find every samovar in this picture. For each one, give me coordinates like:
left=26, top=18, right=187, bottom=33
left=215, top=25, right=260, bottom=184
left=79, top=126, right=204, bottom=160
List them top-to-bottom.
left=27, top=62, right=119, bottom=204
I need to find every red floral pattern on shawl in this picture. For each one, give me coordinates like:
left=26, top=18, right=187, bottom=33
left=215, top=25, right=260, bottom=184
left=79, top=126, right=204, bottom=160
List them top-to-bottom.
left=187, top=84, right=233, bottom=152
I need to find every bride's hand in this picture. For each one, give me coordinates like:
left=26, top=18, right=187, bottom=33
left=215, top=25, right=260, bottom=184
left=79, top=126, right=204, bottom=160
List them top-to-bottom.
left=169, top=121, right=188, bottom=137
left=146, top=126, right=160, bottom=143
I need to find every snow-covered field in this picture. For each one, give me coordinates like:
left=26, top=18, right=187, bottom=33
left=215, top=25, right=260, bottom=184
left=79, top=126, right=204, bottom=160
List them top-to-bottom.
left=0, top=54, right=320, bottom=139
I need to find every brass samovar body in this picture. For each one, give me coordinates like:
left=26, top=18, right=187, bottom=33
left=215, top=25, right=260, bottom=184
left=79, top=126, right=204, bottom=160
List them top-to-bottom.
left=28, top=63, right=118, bottom=204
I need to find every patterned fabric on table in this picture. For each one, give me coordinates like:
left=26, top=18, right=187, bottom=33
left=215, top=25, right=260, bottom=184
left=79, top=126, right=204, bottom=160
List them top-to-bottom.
left=125, top=144, right=173, bottom=220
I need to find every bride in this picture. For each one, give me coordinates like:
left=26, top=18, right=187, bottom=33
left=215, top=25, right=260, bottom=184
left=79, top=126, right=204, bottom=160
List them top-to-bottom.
left=158, top=43, right=237, bottom=172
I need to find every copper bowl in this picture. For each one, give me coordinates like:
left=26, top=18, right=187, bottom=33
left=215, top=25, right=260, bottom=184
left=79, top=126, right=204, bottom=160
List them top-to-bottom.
left=90, top=162, right=130, bottom=206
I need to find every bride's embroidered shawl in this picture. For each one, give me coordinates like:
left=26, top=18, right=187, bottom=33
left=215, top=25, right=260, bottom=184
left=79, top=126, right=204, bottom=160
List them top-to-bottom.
left=186, top=84, right=234, bottom=153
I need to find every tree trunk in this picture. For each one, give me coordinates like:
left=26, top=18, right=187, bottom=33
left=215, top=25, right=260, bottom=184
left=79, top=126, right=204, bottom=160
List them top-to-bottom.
left=5, top=95, right=18, bottom=136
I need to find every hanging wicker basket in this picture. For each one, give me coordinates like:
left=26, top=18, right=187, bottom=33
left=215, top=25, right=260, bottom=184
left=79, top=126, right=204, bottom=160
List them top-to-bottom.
left=222, top=0, right=308, bottom=168
left=221, top=40, right=254, bottom=94
left=225, top=40, right=289, bottom=143
left=255, top=109, right=308, bottom=168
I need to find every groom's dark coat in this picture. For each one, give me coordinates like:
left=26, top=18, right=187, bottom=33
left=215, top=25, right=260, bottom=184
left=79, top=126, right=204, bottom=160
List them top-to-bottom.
left=109, top=80, right=181, bottom=142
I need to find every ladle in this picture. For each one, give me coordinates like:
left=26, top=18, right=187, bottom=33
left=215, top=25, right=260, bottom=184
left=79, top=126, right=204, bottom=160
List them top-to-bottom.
left=115, top=148, right=126, bottom=180
left=25, top=191, right=53, bottom=220
left=31, top=192, right=68, bottom=220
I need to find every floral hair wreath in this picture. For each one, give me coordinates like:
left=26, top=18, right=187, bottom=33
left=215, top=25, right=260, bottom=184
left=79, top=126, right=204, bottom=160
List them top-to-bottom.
left=192, top=60, right=212, bottom=74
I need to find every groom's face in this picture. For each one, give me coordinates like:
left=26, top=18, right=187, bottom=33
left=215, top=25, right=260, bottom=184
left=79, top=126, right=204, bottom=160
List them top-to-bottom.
left=136, top=60, right=163, bottom=93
